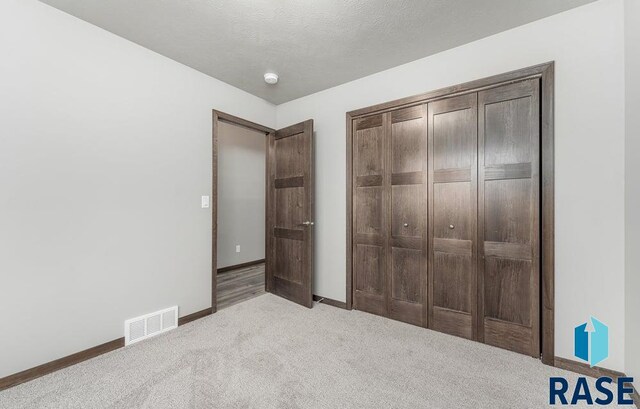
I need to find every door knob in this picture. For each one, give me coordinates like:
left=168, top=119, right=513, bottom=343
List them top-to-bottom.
left=301, top=221, right=314, bottom=226
left=403, top=223, right=409, bottom=227
left=449, top=224, right=455, bottom=229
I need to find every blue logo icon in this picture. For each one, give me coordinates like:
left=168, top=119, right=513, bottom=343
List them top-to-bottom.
left=574, top=316, right=608, bottom=367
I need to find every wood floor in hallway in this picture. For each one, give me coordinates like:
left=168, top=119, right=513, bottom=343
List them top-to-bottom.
left=217, top=262, right=265, bottom=310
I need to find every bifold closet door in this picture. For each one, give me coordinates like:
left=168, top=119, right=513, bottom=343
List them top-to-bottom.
left=350, top=78, right=542, bottom=356
left=478, top=80, right=540, bottom=357
left=427, top=94, right=478, bottom=340
left=388, top=106, right=427, bottom=326
left=352, top=107, right=427, bottom=326
left=353, top=114, right=387, bottom=316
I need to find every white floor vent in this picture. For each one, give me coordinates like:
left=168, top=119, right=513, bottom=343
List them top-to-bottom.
left=125, top=306, right=178, bottom=345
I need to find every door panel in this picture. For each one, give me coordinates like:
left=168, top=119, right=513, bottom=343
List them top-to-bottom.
left=478, top=79, right=540, bottom=356
left=427, top=93, right=477, bottom=340
left=483, top=98, right=532, bottom=166
left=388, top=106, right=427, bottom=326
left=433, top=109, right=475, bottom=170
left=391, top=110, right=425, bottom=173
left=353, top=114, right=387, bottom=316
left=267, top=120, right=314, bottom=308
left=356, top=124, right=383, bottom=176
left=275, top=133, right=305, bottom=177
left=484, top=179, right=531, bottom=244
left=433, top=182, right=471, bottom=240
left=391, top=185, right=423, bottom=238
left=355, top=187, right=383, bottom=235
left=276, top=188, right=304, bottom=229
left=274, top=237, right=303, bottom=283
left=355, top=245, right=385, bottom=295
left=391, top=247, right=422, bottom=303
left=433, top=252, right=472, bottom=313
left=484, top=257, right=532, bottom=326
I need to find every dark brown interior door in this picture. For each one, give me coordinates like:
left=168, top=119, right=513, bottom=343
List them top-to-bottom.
left=478, top=80, right=540, bottom=357
left=427, top=93, right=478, bottom=340
left=388, top=106, right=427, bottom=326
left=352, top=108, right=427, bottom=326
left=352, top=114, right=387, bottom=316
left=266, top=120, right=314, bottom=308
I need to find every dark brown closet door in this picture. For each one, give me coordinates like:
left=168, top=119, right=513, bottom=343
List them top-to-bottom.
left=478, top=80, right=540, bottom=356
left=427, top=94, right=478, bottom=339
left=388, top=105, right=427, bottom=326
left=352, top=114, right=387, bottom=316
left=267, top=120, right=314, bottom=308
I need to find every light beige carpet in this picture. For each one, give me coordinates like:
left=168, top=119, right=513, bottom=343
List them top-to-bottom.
left=0, top=294, right=627, bottom=408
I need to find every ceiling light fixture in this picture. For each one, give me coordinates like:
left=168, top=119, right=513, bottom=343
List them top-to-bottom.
left=264, top=72, right=279, bottom=85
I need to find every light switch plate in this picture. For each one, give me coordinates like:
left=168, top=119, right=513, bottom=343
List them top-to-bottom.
left=201, top=196, right=210, bottom=209
left=236, top=245, right=241, bottom=253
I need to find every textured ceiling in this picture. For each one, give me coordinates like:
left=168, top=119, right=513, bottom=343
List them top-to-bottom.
left=40, top=0, right=596, bottom=104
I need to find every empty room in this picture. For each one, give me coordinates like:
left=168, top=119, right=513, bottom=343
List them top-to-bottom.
left=1, top=0, right=639, bottom=408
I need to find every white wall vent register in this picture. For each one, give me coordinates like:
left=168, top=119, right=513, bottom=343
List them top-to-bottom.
left=124, top=306, right=178, bottom=345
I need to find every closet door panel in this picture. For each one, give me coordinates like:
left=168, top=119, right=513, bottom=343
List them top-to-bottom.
left=478, top=79, right=540, bottom=357
left=427, top=93, right=478, bottom=340
left=483, top=98, right=532, bottom=166
left=388, top=105, right=427, bottom=326
left=391, top=107, right=425, bottom=173
left=433, top=109, right=475, bottom=170
left=353, top=115, right=387, bottom=315
left=356, top=123, right=383, bottom=176
left=484, top=179, right=531, bottom=244
left=433, top=182, right=471, bottom=240
left=391, top=185, right=423, bottom=238
left=355, top=187, right=383, bottom=235
left=354, top=244, right=386, bottom=316
left=355, top=245, right=384, bottom=295
left=391, top=247, right=422, bottom=303
left=433, top=252, right=472, bottom=313
left=484, top=257, right=532, bottom=326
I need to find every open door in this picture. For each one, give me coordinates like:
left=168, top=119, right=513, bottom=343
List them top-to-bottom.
left=266, top=120, right=314, bottom=308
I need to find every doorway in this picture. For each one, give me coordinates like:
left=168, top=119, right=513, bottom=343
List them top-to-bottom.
left=211, top=111, right=315, bottom=312
left=216, top=119, right=268, bottom=309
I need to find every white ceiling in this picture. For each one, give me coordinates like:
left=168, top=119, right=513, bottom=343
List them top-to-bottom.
left=40, top=0, right=596, bottom=104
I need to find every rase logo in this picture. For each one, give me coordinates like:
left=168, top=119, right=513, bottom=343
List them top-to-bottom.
left=574, top=316, right=608, bottom=367
left=549, top=317, right=634, bottom=405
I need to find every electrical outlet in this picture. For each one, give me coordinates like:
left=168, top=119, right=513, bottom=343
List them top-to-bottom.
left=235, top=245, right=241, bottom=253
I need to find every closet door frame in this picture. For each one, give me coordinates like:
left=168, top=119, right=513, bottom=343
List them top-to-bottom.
left=345, top=62, right=555, bottom=365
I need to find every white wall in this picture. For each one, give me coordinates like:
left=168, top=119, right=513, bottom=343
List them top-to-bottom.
left=0, top=0, right=275, bottom=377
left=277, top=0, right=627, bottom=371
left=625, top=0, right=640, bottom=386
left=217, top=122, right=266, bottom=268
